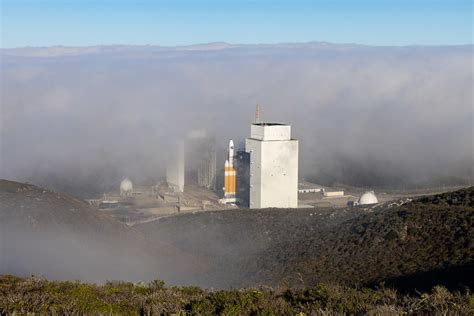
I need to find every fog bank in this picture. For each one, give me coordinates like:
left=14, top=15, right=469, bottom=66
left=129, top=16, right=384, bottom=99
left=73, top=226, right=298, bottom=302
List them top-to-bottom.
left=1, top=43, right=472, bottom=195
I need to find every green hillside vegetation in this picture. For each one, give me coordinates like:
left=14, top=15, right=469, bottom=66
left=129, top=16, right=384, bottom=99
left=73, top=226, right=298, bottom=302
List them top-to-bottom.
left=139, top=187, right=473, bottom=290
left=257, top=187, right=474, bottom=289
left=1, top=275, right=473, bottom=314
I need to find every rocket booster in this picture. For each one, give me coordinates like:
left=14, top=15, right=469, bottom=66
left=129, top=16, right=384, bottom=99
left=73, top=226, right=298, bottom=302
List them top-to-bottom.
left=224, top=140, right=236, bottom=198
left=224, top=159, right=230, bottom=196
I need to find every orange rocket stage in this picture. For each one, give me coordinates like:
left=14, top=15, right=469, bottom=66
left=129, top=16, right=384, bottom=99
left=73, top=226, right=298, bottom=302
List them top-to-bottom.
left=223, top=140, right=237, bottom=202
left=224, top=160, right=236, bottom=197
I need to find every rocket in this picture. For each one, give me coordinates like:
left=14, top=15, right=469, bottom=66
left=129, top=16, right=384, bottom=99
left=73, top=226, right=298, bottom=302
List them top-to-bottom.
left=228, top=139, right=234, bottom=166
left=224, top=140, right=236, bottom=198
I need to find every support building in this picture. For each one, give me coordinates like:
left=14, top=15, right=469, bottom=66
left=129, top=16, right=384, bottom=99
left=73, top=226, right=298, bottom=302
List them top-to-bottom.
left=245, top=123, right=298, bottom=208
left=166, top=141, right=185, bottom=193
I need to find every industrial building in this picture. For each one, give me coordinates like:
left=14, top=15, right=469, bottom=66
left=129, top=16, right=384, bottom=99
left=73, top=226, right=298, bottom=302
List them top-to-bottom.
left=166, top=107, right=299, bottom=209
left=245, top=122, right=299, bottom=208
left=166, top=131, right=217, bottom=193
left=197, top=138, right=217, bottom=190
left=166, top=141, right=185, bottom=193
left=235, top=149, right=250, bottom=206
left=120, top=178, right=133, bottom=196
left=298, top=181, right=323, bottom=193
left=323, top=189, right=345, bottom=197
left=357, top=191, right=378, bottom=205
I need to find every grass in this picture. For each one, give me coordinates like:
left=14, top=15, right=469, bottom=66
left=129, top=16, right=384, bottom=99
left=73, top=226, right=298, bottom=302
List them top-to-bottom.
left=1, top=275, right=473, bottom=314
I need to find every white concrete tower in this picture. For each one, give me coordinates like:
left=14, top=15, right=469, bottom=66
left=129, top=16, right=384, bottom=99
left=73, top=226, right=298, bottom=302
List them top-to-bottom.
left=245, top=123, right=299, bottom=208
left=166, top=141, right=185, bottom=193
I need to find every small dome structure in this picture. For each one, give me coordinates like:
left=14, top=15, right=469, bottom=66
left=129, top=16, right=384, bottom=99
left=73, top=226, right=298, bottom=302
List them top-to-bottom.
left=120, top=178, right=133, bottom=196
left=358, top=191, right=378, bottom=205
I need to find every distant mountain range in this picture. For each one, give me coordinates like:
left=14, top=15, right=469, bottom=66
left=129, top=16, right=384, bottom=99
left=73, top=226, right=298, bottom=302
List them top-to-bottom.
left=0, top=42, right=358, bottom=57
left=3, top=42, right=472, bottom=57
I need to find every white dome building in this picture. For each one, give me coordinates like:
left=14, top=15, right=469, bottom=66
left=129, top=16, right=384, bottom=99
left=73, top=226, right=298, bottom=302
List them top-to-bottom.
left=120, top=178, right=133, bottom=196
left=358, top=191, right=378, bottom=205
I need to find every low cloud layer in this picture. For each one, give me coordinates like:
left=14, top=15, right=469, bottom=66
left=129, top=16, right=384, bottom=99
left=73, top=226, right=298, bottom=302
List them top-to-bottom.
left=1, top=43, right=472, bottom=195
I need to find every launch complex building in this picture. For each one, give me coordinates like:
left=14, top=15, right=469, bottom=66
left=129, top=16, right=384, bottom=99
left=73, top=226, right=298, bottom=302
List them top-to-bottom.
left=220, top=105, right=299, bottom=208
left=167, top=107, right=299, bottom=209
left=245, top=123, right=298, bottom=208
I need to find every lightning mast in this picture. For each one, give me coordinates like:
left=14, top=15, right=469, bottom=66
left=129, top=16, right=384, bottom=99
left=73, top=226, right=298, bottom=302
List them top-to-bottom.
left=255, top=103, right=261, bottom=123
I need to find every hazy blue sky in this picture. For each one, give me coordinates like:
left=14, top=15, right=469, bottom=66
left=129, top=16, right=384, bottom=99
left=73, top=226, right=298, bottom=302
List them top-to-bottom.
left=1, top=0, right=472, bottom=47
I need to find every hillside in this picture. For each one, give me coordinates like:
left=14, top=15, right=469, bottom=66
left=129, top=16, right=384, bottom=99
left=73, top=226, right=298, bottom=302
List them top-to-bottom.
left=0, top=179, right=202, bottom=284
left=2, top=179, right=472, bottom=291
left=138, top=187, right=474, bottom=290
left=252, top=187, right=473, bottom=290
left=138, top=206, right=363, bottom=288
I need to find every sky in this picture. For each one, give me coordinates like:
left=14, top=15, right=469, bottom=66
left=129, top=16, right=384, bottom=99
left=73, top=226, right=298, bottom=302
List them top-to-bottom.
left=1, top=0, right=472, bottom=48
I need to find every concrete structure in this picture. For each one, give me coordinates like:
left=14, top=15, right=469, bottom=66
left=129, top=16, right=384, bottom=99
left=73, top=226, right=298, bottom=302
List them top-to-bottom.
left=245, top=123, right=298, bottom=208
left=166, top=130, right=216, bottom=193
left=197, top=138, right=217, bottom=190
left=166, top=142, right=185, bottom=193
left=235, top=149, right=250, bottom=206
left=120, top=178, right=133, bottom=196
left=298, top=181, right=323, bottom=194
left=299, top=188, right=321, bottom=194
left=323, top=190, right=345, bottom=197
left=358, top=191, right=378, bottom=205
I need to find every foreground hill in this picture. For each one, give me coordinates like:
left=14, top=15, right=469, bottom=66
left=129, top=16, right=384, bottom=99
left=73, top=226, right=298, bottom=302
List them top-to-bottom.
left=0, top=179, right=202, bottom=283
left=138, top=187, right=474, bottom=290
left=252, top=187, right=473, bottom=290
left=1, top=275, right=472, bottom=314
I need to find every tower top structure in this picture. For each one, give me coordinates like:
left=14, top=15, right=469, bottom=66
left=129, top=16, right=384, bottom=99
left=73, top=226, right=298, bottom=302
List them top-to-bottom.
left=246, top=119, right=298, bottom=209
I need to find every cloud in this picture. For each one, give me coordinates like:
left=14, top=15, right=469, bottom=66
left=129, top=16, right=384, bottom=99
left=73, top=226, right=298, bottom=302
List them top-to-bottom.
left=1, top=43, right=472, bottom=195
